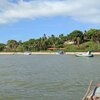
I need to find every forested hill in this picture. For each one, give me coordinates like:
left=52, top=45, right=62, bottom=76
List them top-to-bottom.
left=0, top=28, right=100, bottom=52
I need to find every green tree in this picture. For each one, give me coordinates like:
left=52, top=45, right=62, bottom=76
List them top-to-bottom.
left=84, top=29, right=97, bottom=40
left=68, top=30, right=84, bottom=46
left=92, top=30, right=100, bottom=50
left=59, top=34, right=67, bottom=41
left=6, top=40, right=18, bottom=51
left=23, top=41, right=29, bottom=51
left=0, top=43, right=5, bottom=51
left=16, top=45, right=24, bottom=52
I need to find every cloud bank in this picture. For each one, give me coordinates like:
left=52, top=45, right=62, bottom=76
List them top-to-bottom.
left=0, top=0, right=100, bottom=24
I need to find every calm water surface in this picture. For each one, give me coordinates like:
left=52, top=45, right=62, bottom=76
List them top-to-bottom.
left=0, top=54, right=100, bottom=100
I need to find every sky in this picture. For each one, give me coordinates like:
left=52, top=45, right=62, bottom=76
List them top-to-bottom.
left=0, top=0, right=100, bottom=43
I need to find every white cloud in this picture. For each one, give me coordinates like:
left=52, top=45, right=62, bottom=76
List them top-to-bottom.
left=0, top=0, right=100, bottom=24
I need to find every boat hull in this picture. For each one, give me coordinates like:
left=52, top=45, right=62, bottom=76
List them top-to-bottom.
left=24, top=52, right=31, bottom=55
left=75, top=54, right=94, bottom=57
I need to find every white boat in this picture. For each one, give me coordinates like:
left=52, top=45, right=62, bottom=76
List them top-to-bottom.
left=55, top=51, right=65, bottom=55
left=75, top=51, right=93, bottom=57
left=24, top=52, right=31, bottom=55
left=82, top=80, right=100, bottom=100
left=87, top=86, right=100, bottom=100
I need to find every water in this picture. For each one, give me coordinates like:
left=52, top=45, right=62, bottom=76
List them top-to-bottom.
left=0, top=54, right=100, bottom=100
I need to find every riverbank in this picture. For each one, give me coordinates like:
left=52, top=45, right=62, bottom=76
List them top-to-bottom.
left=0, top=52, right=100, bottom=55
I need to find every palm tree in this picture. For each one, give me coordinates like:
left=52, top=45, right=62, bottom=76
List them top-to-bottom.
left=84, top=29, right=97, bottom=40
left=68, top=30, right=84, bottom=46
left=92, top=30, right=100, bottom=50
left=6, top=40, right=18, bottom=51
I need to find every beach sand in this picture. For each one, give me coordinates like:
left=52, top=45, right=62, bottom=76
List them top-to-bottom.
left=0, top=52, right=99, bottom=55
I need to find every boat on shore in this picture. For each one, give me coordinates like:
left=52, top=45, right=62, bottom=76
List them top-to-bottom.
left=55, top=50, right=65, bottom=55
left=75, top=51, right=93, bottom=57
left=24, top=52, right=31, bottom=55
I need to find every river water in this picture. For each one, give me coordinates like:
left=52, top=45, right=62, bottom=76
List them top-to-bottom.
left=0, top=54, right=100, bottom=100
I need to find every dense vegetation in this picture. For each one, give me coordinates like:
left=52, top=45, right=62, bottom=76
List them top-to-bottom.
left=1, top=29, right=100, bottom=52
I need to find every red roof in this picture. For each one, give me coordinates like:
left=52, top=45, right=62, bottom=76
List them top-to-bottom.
left=48, top=48, right=65, bottom=50
left=48, top=48, right=57, bottom=50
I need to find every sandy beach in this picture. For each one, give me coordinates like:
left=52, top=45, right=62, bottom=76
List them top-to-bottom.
left=0, top=52, right=100, bottom=55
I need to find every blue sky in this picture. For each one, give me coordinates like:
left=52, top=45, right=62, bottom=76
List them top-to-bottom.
left=0, top=0, right=100, bottom=43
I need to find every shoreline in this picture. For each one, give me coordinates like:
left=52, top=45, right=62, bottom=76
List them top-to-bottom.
left=0, top=52, right=100, bottom=55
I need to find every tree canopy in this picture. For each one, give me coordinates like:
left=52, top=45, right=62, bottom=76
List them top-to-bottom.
left=0, top=28, right=100, bottom=52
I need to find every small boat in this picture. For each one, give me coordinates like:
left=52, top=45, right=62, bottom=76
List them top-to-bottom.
left=55, top=50, right=65, bottom=55
left=75, top=51, right=93, bottom=57
left=24, top=52, right=31, bottom=55
left=82, top=80, right=100, bottom=100
left=87, top=83, right=100, bottom=100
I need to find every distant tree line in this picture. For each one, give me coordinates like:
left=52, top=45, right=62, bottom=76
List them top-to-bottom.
left=0, top=28, right=100, bottom=52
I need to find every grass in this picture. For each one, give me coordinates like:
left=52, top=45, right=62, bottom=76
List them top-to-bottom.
left=64, top=41, right=100, bottom=52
